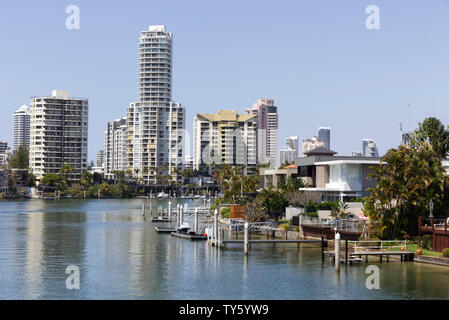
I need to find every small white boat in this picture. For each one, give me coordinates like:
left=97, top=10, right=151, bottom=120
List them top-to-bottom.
left=157, top=192, right=169, bottom=199
left=177, top=223, right=191, bottom=233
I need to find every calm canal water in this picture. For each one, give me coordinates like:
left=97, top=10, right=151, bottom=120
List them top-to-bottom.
left=0, top=199, right=448, bottom=300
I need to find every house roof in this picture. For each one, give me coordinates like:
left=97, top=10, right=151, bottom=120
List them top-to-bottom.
left=303, top=147, right=337, bottom=156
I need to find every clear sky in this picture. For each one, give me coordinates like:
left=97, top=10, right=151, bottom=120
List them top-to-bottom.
left=1, top=0, right=449, bottom=162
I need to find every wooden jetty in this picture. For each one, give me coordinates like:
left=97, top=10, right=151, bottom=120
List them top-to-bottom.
left=301, top=224, right=362, bottom=240
left=155, top=227, right=177, bottom=233
left=170, top=232, right=207, bottom=241
left=324, top=240, right=415, bottom=265
left=325, top=250, right=415, bottom=263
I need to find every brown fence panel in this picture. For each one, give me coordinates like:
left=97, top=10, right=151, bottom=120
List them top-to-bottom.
left=230, top=205, right=245, bottom=219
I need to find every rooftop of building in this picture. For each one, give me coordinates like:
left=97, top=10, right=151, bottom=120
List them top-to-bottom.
left=196, top=110, right=256, bottom=122
left=294, top=154, right=382, bottom=166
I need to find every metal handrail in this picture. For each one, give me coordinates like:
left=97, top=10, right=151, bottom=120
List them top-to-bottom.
left=348, top=240, right=407, bottom=253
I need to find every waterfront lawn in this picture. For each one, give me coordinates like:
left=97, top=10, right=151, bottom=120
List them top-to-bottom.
left=384, top=243, right=442, bottom=257
left=407, top=244, right=442, bottom=257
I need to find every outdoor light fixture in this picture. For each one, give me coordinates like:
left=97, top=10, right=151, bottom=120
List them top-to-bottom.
left=429, top=199, right=434, bottom=219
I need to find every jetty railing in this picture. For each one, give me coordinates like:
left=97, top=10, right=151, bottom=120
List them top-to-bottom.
left=302, top=219, right=362, bottom=232
left=350, top=240, right=407, bottom=253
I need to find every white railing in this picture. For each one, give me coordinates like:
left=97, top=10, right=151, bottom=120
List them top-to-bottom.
left=350, top=240, right=407, bottom=253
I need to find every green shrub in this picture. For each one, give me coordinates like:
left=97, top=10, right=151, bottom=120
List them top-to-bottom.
left=305, top=199, right=317, bottom=213
left=316, top=201, right=337, bottom=210
left=221, top=207, right=231, bottom=218
left=305, top=212, right=318, bottom=218
left=280, top=223, right=290, bottom=231
left=294, top=226, right=299, bottom=232
left=421, top=235, right=433, bottom=251
left=443, top=248, right=449, bottom=258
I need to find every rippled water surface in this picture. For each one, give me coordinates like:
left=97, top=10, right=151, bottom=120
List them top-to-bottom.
left=0, top=199, right=448, bottom=299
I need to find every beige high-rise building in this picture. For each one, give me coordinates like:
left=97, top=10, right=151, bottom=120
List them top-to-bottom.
left=30, top=90, right=88, bottom=182
left=245, top=98, right=278, bottom=167
left=193, top=110, right=257, bottom=172
left=301, top=136, right=324, bottom=156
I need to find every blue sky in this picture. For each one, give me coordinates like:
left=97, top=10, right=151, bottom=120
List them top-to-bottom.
left=1, top=0, right=449, bottom=162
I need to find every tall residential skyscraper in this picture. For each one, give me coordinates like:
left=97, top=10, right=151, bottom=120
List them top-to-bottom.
left=127, top=25, right=185, bottom=184
left=138, top=25, right=172, bottom=104
left=30, top=90, right=88, bottom=182
left=245, top=98, right=278, bottom=167
left=13, top=105, right=31, bottom=151
left=194, top=110, right=257, bottom=172
left=104, top=118, right=127, bottom=176
left=318, top=127, right=331, bottom=150
left=362, top=138, right=379, bottom=157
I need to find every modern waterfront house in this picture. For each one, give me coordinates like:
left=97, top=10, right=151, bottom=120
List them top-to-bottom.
left=260, top=148, right=380, bottom=202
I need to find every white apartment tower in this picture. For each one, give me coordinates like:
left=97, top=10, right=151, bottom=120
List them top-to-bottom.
left=127, top=25, right=185, bottom=184
left=30, top=90, right=88, bottom=182
left=245, top=98, right=278, bottom=167
left=13, top=105, right=31, bottom=151
left=194, top=110, right=257, bottom=172
left=104, top=118, right=128, bottom=176
left=285, top=136, right=299, bottom=157
left=362, top=138, right=379, bottom=157
left=96, top=149, right=105, bottom=168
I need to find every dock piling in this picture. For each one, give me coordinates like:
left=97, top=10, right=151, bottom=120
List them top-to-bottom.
left=168, top=202, right=171, bottom=221
left=180, top=206, right=183, bottom=226
left=194, top=208, right=198, bottom=234
left=214, top=209, right=218, bottom=246
left=244, top=222, right=249, bottom=255
left=335, top=233, right=340, bottom=272
left=321, top=236, right=325, bottom=262
left=345, top=239, right=348, bottom=265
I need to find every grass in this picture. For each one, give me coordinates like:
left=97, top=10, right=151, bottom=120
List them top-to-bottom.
left=382, top=243, right=442, bottom=257
left=406, top=244, right=442, bottom=258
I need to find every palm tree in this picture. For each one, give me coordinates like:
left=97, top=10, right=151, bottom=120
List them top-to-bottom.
left=59, top=163, right=76, bottom=185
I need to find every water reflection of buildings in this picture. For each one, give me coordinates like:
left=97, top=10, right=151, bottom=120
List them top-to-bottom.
left=24, top=200, right=87, bottom=298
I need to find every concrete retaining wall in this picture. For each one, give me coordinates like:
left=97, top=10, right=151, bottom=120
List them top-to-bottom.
left=415, top=255, right=449, bottom=267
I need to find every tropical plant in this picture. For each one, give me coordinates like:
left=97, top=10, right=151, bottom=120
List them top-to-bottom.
left=409, top=117, right=449, bottom=158
left=9, top=142, right=29, bottom=169
left=364, top=144, right=448, bottom=239
left=59, top=164, right=76, bottom=185
left=41, top=173, right=66, bottom=190
left=278, top=176, right=305, bottom=194
left=257, top=186, right=288, bottom=219
left=331, top=201, right=350, bottom=219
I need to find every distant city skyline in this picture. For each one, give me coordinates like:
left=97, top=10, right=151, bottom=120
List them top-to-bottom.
left=1, top=1, right=449, bottom=161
